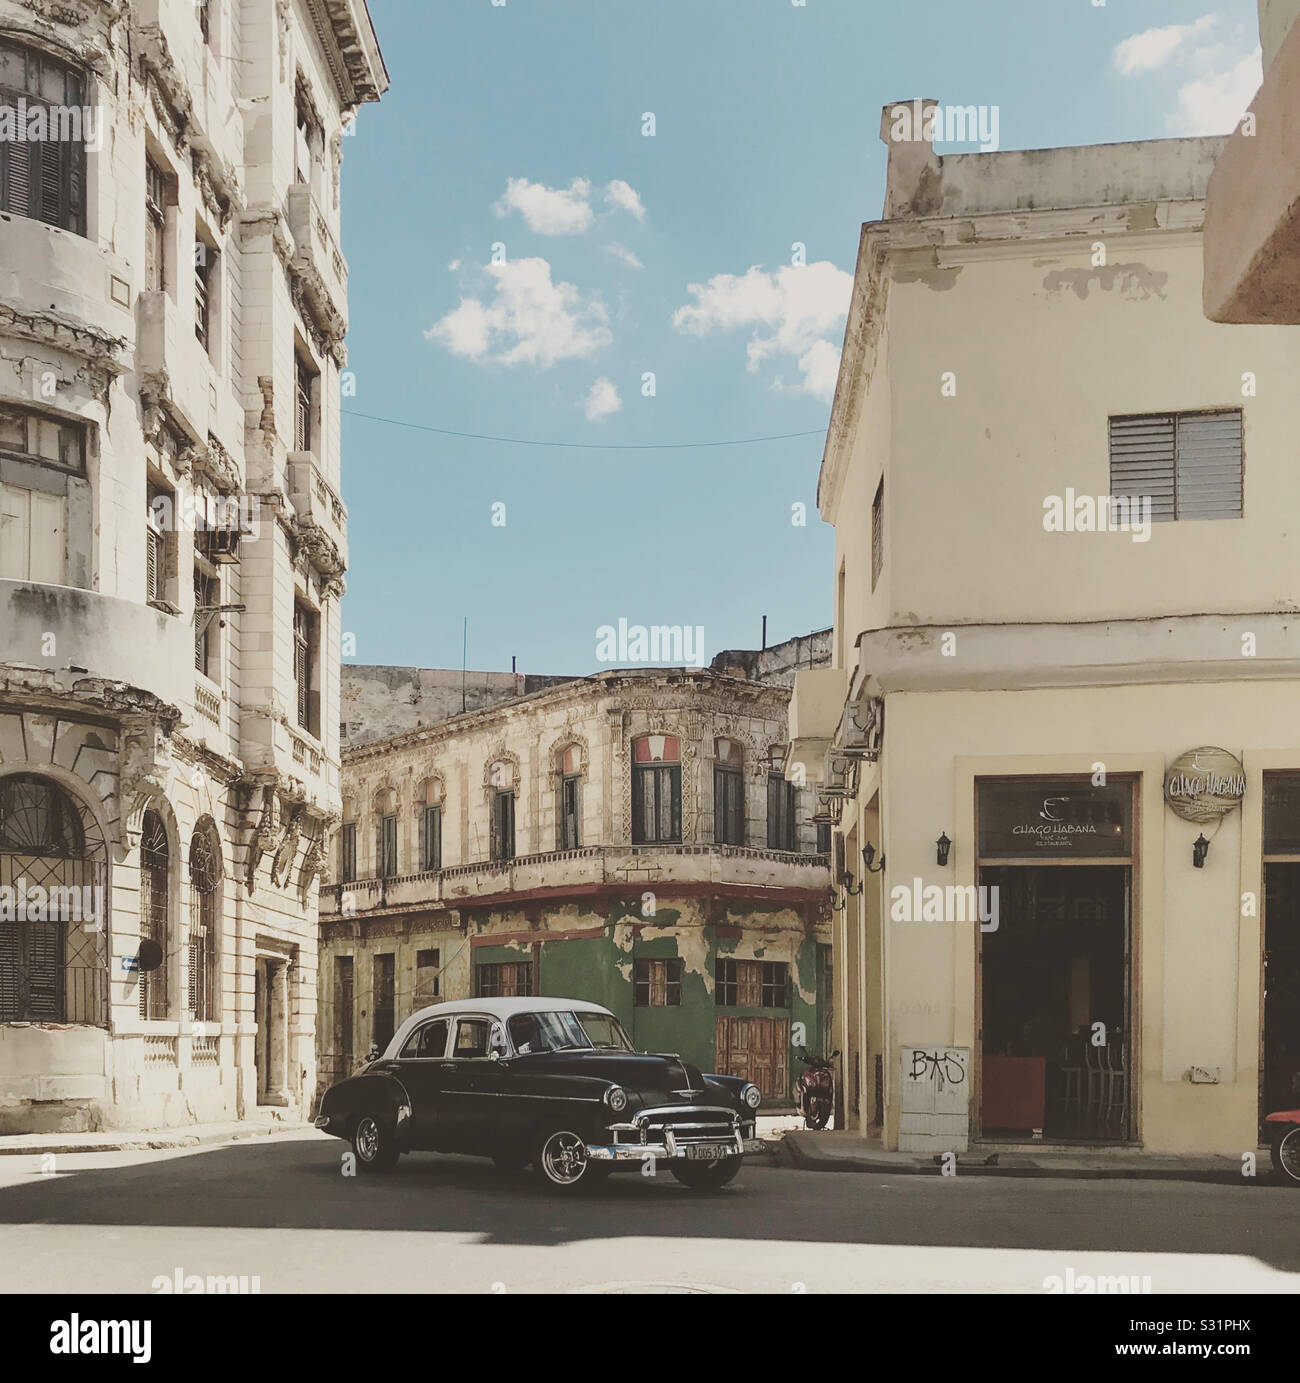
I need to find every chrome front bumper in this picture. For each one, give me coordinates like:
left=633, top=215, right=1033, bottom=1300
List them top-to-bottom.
left=587, top=1105, right=764, bottom=1162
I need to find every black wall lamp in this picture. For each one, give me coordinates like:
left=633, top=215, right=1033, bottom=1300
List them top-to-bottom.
left=936, top=832, right=952, bottom=867
left=1193, top=834, right=1210, bottom=868
left=862, top=842, right=886, bottom=874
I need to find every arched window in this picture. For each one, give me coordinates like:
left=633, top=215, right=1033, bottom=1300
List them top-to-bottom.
left=632, top=735, right=681, bottom=844
left=714, top=738, right=744, bottom=846
left=558, top=745, right=582, bottom=851
left=488, top=761, right=515, bottom=862
left=0, top=773, right=106, bottom=1023
left=418, top=777, right=443, bottom=871
left=373, top=787, right=397, bottom=878
left=139, top=809, right=171, bottom=1019
left=188, top=826, right=220, bottom=1023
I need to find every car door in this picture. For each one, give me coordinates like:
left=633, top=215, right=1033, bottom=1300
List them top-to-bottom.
left=438, top=1015, right=505, bottom=1154
left=372, top=1017, right=451, bottom=1150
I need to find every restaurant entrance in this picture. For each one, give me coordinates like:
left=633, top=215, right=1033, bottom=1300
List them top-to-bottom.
left=976, top=776, right=1136, bottom=1143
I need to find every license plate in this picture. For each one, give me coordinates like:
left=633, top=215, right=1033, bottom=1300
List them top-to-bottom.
left=684, top=1142, right=732, bottom=1161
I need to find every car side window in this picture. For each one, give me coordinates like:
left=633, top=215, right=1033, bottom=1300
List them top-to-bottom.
left=400, top=1018, right=449, bottom=1059
left=453, top=1018, right=490, bottom=1058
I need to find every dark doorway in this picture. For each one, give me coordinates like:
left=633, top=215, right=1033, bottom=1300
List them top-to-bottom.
left=1263, top=864, right=1300, bottom=1129
left=980, top=865, right=1130, bottom=1141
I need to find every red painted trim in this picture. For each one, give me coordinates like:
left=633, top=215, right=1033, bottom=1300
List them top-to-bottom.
left=471, top=925, right=608, bottom=947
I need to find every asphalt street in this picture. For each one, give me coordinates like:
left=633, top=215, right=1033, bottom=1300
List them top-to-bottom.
left=0, top=1130, right=1296, bottom=1294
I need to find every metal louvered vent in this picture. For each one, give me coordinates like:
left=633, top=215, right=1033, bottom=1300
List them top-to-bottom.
left=1109, top=410, right=1242, bottom=522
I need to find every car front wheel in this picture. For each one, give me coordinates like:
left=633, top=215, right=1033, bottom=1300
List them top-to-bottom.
left=352, top=1114, right=399, bottom=1172
left=1271, top=1124, right=1300, bottom=1185
left=535, top=1129, right=600, bottom=1190
left=670, top=1155, right=743, bottom=1191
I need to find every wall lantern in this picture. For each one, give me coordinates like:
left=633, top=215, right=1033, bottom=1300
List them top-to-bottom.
left=936, top=832, right=952, bottom=867
left=1193, top=833, right=1210, bottom=869
left=862, top=842, right=886, bottom=874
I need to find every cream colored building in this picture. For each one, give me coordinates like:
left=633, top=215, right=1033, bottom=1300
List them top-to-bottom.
left=0, top=0, right=386, bottom=1132
left=1205, top=0, right=1300, bottom=322
left=791, top=103, right=1300, bottom=1156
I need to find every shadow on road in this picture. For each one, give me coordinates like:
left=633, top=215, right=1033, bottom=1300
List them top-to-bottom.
left=0, top=1135, right=1296, bottom=1269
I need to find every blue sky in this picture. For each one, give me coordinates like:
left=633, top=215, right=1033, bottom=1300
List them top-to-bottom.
left=339, top=0, right=1260, bottom=677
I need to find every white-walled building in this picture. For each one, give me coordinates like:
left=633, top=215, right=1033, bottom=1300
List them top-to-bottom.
left=0, top=0, right=386, bottom=1132
left=791, top=103, right=1300, bottom=1157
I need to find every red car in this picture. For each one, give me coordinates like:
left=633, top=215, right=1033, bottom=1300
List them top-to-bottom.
left=1266, top=1109, right=1300, bottom=1185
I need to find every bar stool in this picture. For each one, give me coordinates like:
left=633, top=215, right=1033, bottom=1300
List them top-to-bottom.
left=1059, top=1033, right=1083, bottom=1136
left=1083, top=1034, right=1108, bottom=1136
left=1102, top=1035, right=1127, bottom=1137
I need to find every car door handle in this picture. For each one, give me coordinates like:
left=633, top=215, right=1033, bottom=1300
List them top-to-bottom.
left=440, top=1063, right=456, bottom=1071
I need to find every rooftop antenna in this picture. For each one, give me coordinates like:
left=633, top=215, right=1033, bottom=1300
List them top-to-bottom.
left=461, top=616, right=468, bottom=714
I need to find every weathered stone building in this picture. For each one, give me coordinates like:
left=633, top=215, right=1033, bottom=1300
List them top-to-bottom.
left=0, top=0, right=386, bottom=1132
left=320, top=636, right=833, bottom=1108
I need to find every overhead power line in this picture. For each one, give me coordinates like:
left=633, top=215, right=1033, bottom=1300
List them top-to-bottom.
left=341, top=408, right=825, bottom=452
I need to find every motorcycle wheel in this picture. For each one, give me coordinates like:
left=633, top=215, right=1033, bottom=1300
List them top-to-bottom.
left=805, top=1098, right=831, bottom=1131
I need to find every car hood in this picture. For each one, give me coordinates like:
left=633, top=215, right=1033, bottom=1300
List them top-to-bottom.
left=516, top=1050, right=725, bottom=1104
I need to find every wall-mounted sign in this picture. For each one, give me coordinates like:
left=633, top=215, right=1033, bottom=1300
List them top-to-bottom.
left=1164, top=747, right=1245, bottom=823
left=978, top=778, right=1132, bottom=859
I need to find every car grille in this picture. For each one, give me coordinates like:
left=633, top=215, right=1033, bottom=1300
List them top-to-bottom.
left=617, top=1105, right=739, bottom=1148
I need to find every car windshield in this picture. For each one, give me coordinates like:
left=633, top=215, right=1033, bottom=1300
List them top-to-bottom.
left=506, top=1010, right=635, bottom=1053
left=508, top=1010, right=590, bottom=1053
left=576, top=1012, right=633, bottom=1050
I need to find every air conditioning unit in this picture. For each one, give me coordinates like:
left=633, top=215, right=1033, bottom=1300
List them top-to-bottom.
left=198, top=526, right=241, bottom=563
left=838, top=696, right=883, bottom=760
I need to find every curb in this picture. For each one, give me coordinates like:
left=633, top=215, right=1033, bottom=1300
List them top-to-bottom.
left=0, top=1122, right=314, bottom=1157
left=780, top=1135, right=1247, bottom=1183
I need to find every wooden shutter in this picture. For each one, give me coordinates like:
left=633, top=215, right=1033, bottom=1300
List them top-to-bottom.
left=1175, top=411, right=1242, bottom=519
left=1109, top=414, right=1175, bottom=521
left=0, top=484, right=31, bottom=580
left=0, top=922, right=20, bottom=1019
left=26, top=922, right=61, bottom=1020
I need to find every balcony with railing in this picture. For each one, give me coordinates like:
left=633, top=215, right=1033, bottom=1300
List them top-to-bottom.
left=286, top=184, right=349, bottom=337
left=287, top=452, right=348, bottom=574
left=322, top=843, right=831, bottom=917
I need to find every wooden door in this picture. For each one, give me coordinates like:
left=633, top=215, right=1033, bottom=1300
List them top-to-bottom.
left=716, top=1016, right=790, bottom=1102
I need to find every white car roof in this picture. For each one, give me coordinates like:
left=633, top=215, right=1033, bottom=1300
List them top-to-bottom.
left=384, top=996, right=617, bottom=1058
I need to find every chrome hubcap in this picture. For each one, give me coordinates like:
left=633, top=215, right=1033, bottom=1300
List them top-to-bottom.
left=356, top=1117, right=380, bottom=1161
left=542, top=1131, right=588, bottom=1184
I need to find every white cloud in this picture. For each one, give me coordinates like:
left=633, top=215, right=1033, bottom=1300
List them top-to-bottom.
left=1113, top=14, right=1218, bottom=74
left=1166, top=45, right=1262, bottom=134
left=491, top=177, right=647, bottom=236
left=494, top=177, right=594, bottom=235
left=604, top=179, right=646, bottom=221
left=603, top=241, right=644, bottom=270
left=426, top=257, right=612, bottom=368
left=672, top=260, right=852, bottom=400
left=582, top=376, right=622, bottom=422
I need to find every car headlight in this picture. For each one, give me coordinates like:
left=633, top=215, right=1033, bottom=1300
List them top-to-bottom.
left=741, top=1084, right=761, bottom=1110
left=603, top=1086, right=628, bottom=1113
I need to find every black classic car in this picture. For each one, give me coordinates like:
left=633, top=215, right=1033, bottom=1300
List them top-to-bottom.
left=315, top=997, right=764, bottom=1191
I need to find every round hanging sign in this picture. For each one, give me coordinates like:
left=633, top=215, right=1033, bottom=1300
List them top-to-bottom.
left=1164, top=747, right=1246, bottom=823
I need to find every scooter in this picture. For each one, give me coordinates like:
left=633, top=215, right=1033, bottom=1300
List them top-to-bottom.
left=795, top=1048, right=840, bottom=1130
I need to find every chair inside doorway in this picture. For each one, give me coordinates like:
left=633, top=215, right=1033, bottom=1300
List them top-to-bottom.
left=981, top=865, right=1130, bottom=1142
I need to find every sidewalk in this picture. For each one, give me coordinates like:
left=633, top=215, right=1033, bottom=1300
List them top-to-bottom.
left=0, top=1117, right=316, bottom=1157
left=777, top=1129, right=1251, bottom=1183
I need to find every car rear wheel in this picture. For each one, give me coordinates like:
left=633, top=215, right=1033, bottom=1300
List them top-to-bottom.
left=352, top=1114, right=399, bottom=1172
left=1271, top=1124, right=1300, bottom=1185
left=535, top=1129, right=599, bottom=1190
left=670, top=1155, right=743, bottom=1191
